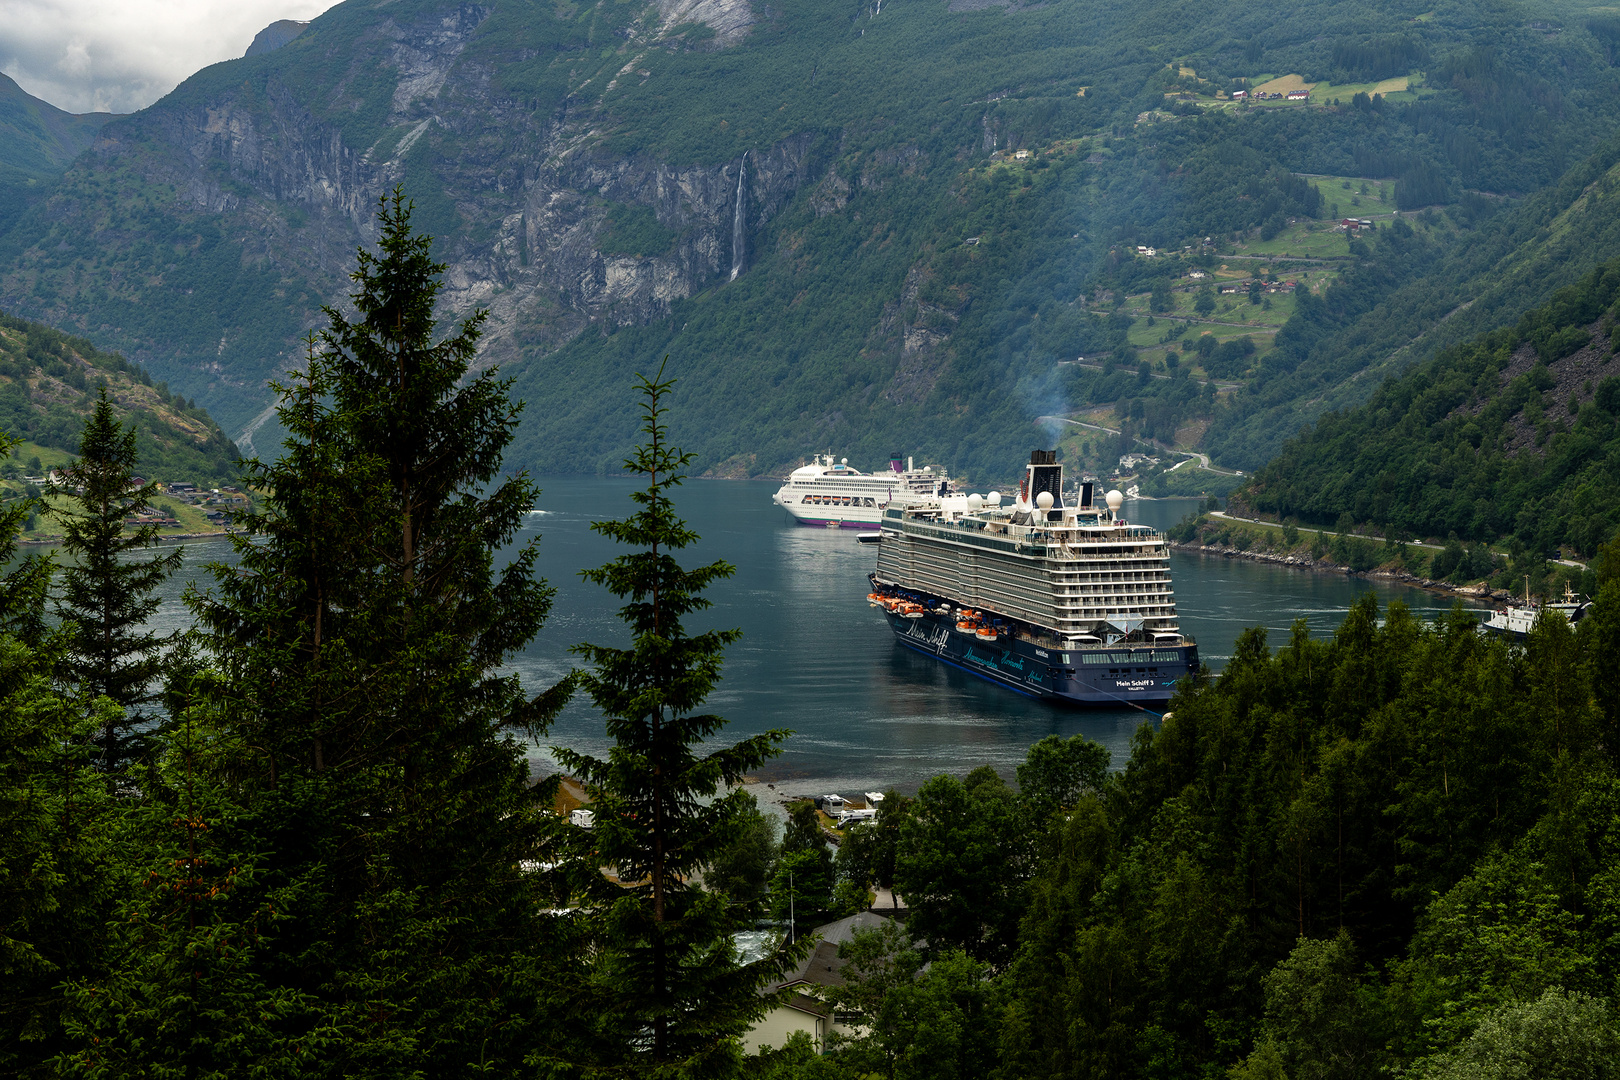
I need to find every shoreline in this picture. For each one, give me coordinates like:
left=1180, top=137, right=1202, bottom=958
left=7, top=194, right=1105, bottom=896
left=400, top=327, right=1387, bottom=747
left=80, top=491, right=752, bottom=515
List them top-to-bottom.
left=20, top=530, right=233, bottom=547
left=1167, top=539, right=1514, bottom=605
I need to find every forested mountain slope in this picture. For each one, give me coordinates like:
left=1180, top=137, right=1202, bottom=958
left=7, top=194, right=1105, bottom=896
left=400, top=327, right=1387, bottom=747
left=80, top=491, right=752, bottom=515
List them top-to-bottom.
left=4, top=0, right=1620, bottom=479
left=0, top=75, right=118, bottom=235
left=1204, top=130, right=1620, bottom=470
left=1236, top=258, right=1620, bottom=558
left=0, top=311, right=240, bottom=484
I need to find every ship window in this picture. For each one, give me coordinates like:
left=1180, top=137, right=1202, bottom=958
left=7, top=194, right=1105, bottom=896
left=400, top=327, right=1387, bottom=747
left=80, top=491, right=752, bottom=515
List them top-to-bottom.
left=1150, top=651, right=1180, bottom=662
left=1081, top=653, right=1109, bottom=665
left=1108, top=669, right=1118, bottom=674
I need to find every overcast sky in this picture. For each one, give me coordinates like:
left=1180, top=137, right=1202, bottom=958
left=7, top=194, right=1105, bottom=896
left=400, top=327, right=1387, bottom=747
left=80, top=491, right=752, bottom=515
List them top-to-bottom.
left=1, top=0, right=341, bottom=115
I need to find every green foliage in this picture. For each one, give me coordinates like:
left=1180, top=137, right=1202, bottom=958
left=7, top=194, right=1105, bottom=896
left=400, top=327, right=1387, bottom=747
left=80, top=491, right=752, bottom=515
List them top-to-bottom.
left=166, top=192, right=577, bottom=1076
left=1240, top=258, right=1620, bottom=555
left=0, top=312, right=238, bottom=485
left=556, top=361, right=798, bottom=1074
left=50, top=390, right=182, bottom=768
left=1016, top=732, right=1110, bottom=822
left=895, top=768, right=1026, bottom=967
left=706, top=789, right=780, bottom=916
left=834, top=789, right=910, bottom=896
left=772, top=802, right=836, bottom=935
left=825, top=921, right=999, bottom=1080
left=1252, top=931, right=1384, bottom=1080
left=1421, top=989, right=1620, bottom=1080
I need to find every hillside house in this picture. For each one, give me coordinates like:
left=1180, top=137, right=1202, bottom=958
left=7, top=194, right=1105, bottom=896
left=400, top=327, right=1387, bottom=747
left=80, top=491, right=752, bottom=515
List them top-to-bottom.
left=1286, top=89, right=1310, bottom=100
left=1232, top=90, right=1247, bottom=99
left=1014, top=149, right=1031, bottom=160
left=1219, top=283, right=1243, bottom=295
left=746, top=911, right=905, bottom=1054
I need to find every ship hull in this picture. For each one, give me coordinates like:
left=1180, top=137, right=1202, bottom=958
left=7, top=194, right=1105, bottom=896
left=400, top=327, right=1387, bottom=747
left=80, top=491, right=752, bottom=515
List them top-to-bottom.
left=782, top=507, right=883, bottom=528
left=880, top=607, right=1197, bottom=706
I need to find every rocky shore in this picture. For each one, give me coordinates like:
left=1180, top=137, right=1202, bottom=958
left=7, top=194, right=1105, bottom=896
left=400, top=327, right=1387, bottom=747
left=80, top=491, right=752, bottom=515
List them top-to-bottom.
left=1167, top=540, right=1517, bottom=604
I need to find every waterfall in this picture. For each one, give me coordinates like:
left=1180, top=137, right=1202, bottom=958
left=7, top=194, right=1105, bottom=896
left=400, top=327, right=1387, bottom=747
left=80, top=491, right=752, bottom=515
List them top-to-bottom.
left=729, top=151, right=748, bottom=281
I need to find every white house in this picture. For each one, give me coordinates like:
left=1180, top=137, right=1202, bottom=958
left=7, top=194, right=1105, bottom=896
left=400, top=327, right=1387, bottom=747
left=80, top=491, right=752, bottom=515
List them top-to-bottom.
left=745, top=911, right=903, bottom=1054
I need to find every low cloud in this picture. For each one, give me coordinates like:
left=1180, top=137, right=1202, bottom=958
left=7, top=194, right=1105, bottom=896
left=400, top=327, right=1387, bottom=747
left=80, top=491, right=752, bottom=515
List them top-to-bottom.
left=0, top=0, right=339, bottom=114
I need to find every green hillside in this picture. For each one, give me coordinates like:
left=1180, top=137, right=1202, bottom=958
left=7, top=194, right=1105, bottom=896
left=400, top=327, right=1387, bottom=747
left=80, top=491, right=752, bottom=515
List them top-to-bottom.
left=5, top=0, right=1620, bottom=480
left=0, top=74, right=117, bottom=236
left=1236, top=257, right=1620, bottom=559
left=0, top=310, right=241, bottom=489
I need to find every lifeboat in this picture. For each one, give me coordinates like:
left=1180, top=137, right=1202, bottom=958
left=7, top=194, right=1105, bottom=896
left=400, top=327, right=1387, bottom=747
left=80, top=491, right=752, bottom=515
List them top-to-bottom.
left=866, top=592, right=886, bottom=605
left=898, top=602, right=925, bottom=619
left=956, top=611, right=981, bottom=633
left=976, top=625, right=999, bottom=639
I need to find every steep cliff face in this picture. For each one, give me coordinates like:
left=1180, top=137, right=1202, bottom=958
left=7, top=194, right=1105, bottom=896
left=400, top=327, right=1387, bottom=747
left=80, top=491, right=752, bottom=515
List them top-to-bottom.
left=0, top=0, right=819, bottom=430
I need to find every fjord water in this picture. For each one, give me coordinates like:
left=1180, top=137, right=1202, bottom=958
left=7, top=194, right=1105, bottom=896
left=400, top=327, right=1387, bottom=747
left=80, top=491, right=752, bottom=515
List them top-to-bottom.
left=147, top=477, right=1474, bottom=797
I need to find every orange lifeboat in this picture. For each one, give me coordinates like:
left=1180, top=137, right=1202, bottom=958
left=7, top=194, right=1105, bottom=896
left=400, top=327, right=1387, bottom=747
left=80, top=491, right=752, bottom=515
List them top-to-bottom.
left=976, top=625, right=999, bottom=639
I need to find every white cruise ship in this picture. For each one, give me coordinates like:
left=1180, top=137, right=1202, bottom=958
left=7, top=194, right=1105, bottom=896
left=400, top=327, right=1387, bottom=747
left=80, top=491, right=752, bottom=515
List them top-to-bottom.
left=868, top=449, right=1197, bottom=705
left=772, top=454, right=951, bottom=528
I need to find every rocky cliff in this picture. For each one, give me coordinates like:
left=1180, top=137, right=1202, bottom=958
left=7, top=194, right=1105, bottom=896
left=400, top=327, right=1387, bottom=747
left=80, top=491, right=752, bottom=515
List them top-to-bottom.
left=0, top=0, right=821, bottom=435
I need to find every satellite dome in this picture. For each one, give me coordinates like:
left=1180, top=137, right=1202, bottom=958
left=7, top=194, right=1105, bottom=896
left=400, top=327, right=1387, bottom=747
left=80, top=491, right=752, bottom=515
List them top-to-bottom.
left=841, top=457, right=848, bottom=465
left=923, top=466, right=933, bottom=473
left=1106, top=489, right=1124, bottom=512
left=986, top=491, right=1002, bottom=506
left=1035, top=491, right=1054, bottom=510
left=967, top=493, right=984, bottom=508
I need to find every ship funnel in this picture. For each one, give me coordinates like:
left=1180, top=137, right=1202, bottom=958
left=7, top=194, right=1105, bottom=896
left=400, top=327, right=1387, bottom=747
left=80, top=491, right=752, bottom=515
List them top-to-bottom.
left=1025, top=449, right=1065, bottom=521
left=890, top=453, right=904, bottom=474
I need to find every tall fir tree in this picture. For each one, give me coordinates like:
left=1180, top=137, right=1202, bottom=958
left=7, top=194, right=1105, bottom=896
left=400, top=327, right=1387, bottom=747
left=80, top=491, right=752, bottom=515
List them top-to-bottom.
left=158, top=189, right=578, bottom=1075
left=555, top=365, right=800, bottom=1078
left=50, top=389, right=182, bottom=768
left=0, top=429, right=118, bottom=1079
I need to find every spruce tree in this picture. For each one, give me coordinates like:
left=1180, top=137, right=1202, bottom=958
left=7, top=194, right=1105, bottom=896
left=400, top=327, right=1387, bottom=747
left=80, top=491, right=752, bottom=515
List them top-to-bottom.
left=173, top=190, right=577, bottom=1074
left=556, top=366, right=799, bottom=1078
left=50, top=389, right=181, bottom=768
left=0, top=430, right=119, bottom=1079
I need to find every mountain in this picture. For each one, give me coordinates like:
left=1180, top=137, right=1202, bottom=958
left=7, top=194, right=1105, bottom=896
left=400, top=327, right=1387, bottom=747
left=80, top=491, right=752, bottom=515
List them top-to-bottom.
left=3, top=0, right=1620, bottom=481
left=244, top=20, right=312, bottom=57
left=0, top=74, right=119, bottom=234
left=1234, top=257, right=1620, bottom=559
left=0, top=310, right=240, bottom=485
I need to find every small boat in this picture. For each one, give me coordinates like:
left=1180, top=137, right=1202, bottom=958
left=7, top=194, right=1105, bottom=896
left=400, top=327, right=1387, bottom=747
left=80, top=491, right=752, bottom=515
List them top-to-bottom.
left=1482, top=579, right=1589, bottom=641
left=976, top=626, right=998, bottom=639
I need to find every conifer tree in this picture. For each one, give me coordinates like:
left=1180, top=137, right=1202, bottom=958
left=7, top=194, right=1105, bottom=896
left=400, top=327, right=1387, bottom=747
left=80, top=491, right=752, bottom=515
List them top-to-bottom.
left=177, top=190, right=577, bottom=1074
left=556, top=366, right=798, bottom=1078
left=50, top=390, right=181, bottom=768
left=0, top=430, right=118, bottom=1078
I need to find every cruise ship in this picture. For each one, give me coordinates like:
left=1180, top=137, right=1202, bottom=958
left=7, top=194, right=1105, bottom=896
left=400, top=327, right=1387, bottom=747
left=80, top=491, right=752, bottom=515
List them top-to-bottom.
left=868, top=450, right=1198, bottom=706
left=772, top=454, right=951, bottom=528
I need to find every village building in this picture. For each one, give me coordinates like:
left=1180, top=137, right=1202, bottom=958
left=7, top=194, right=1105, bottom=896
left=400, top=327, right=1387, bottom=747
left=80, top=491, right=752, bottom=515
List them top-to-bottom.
left=745, top=910, right=906, bottom=1054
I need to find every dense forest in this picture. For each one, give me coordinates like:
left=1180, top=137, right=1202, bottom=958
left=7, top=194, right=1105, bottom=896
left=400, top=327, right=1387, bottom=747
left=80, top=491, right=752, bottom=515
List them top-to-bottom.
left=1236, top=257, right=1620, bottom=559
